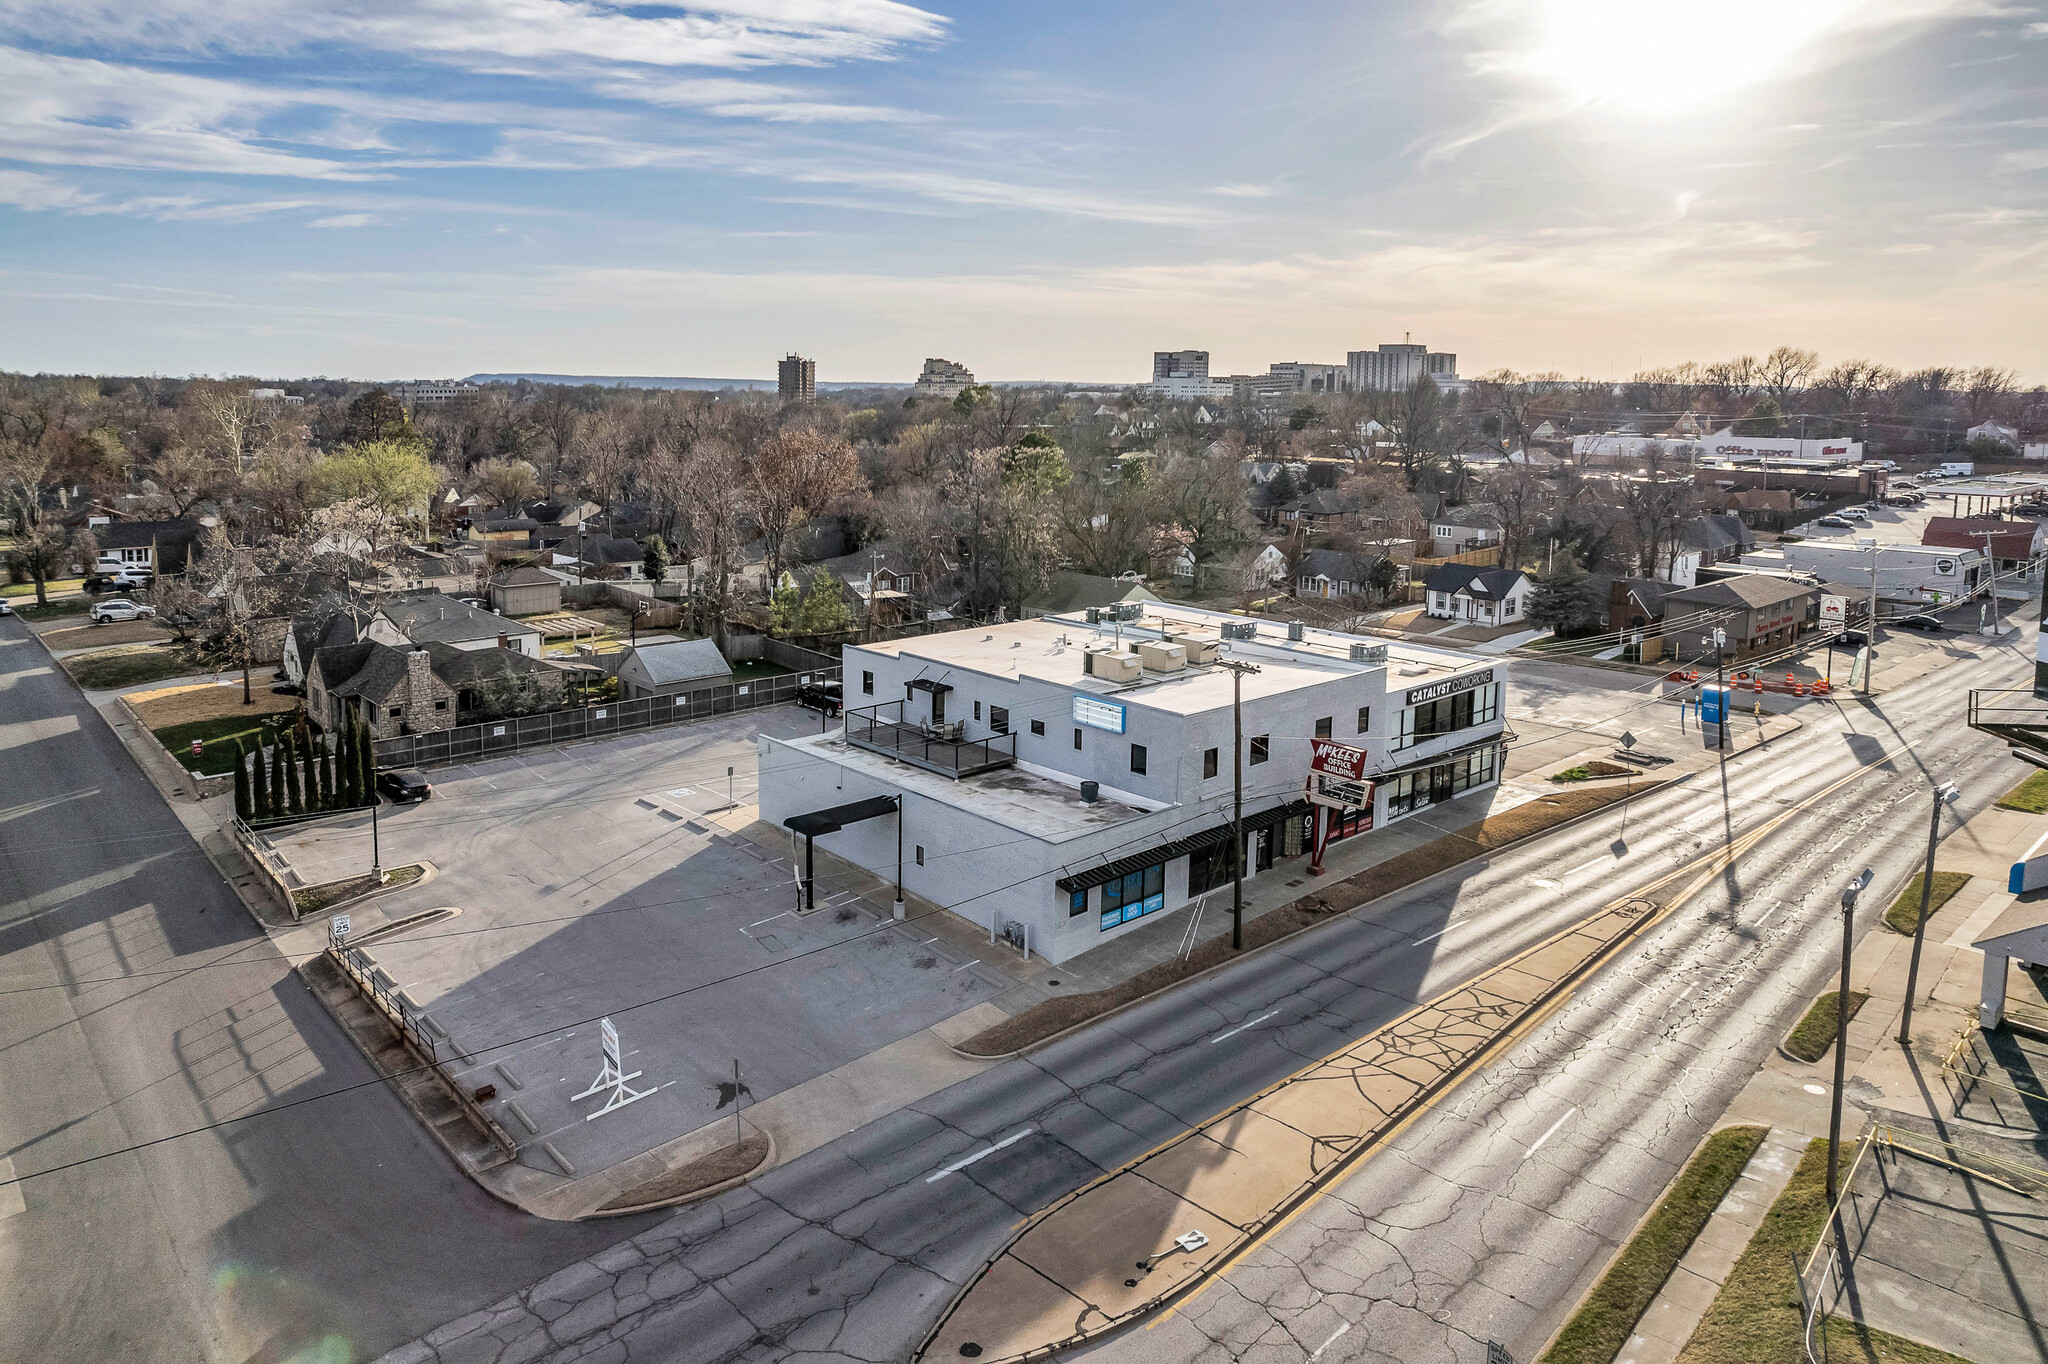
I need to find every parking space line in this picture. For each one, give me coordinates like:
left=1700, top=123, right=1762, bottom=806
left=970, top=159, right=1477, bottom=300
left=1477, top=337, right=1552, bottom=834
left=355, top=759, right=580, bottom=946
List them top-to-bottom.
left=1209, top=1010, right=1279, bottom=1044
left=1524, top=1106, right=1577, bottom=1159
left=925, top=1127, right=1036, bottom=1183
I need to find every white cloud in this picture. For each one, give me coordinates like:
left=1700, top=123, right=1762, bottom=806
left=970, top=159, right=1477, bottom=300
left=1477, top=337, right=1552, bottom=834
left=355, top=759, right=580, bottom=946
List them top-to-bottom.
left=308, top=212, right=381, bottom=228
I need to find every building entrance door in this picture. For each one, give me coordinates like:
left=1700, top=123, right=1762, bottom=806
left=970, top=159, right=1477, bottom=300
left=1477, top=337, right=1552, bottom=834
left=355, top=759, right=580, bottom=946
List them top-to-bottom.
left=1429, top=762, right=1455, bottom=806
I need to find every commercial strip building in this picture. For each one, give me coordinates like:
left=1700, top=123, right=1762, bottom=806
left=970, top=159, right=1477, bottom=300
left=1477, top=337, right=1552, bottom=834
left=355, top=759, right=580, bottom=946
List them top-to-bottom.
left=1738, top=543, right=1988, bottom=608
left=757, top=607, right=1507, bottom=963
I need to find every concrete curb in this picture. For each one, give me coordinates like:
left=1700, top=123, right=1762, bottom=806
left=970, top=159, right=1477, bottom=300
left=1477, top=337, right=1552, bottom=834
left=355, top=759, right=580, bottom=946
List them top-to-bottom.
left=945, top=776, right=1685, bottom=1063
left=581, top=1122, right=779, bottom=1219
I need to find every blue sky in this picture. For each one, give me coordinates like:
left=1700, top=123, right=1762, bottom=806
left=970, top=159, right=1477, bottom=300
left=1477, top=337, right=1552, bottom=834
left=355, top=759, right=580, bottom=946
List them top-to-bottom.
left=1, top=1, right=2043, bottom=383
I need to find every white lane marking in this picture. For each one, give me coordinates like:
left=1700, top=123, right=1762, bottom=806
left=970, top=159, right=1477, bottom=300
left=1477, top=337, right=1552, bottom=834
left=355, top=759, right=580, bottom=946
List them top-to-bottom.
left=1567, top=854, right=1617, bottom=875
left=1527, top=877, right=1563, bottom=890
left=749, top=912, right=788, bottom=927
left=1412, top=923, right=1457, bottom=945
left=952, top=962, right=975, bottom=973
left=1676, top=985, right=1694, bottom=1000
left=1209, top=1010, right=1280, bottom=1044
left=1524, top=1106, right=1577, bottom=1159
left=926, top=1127, right=1036, bottom=1183
left=1309, top=1322, right=1351, bottom=1360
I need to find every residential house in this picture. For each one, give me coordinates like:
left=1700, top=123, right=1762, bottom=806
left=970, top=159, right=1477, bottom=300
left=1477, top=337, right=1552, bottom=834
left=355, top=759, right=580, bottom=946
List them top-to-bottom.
left=1966, top=419, right=2019, bottom=450
left=1273, top=488, right=1367, bottom=534
left=1428, top=508, right=1502, bottom=558
left=1659, top=513, right=1755, bottom=587
left=466, top=515, right=539, bottom=548
left=91, top=518, right=205, bottom=576
left=551, top=532, right=645, bottom=579
left=1174, top=542, right=1288, bottom=593
left=1295, top=549, right=1387, bottom=600
left=1423, top=564, right=1531, bottom=624
left=489, top=565, right=564, bottom=616
left=1023, top=572, right=1161, bottom=618
left=1660, top=576, right=1818, bottom=661
left=1607, top=578, right=1668, bottom=633
left=281, top=590, right=370, bottom=685
left=367, top=590, right=543, bottom=658
left=613, top=638, right=734, bottom=700
left=308, top=639, right=564, bottom=737
left=426, top=641, right=569, bottom=718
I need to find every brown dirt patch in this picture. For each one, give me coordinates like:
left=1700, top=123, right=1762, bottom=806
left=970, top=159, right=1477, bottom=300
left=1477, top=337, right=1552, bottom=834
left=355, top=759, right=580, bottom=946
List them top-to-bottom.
left=44, top=620, right=175, bottom=650
left=131, top=681, right=299, bottom=728
left=957, top=783, right=1659, bottom=1057
left=291, top=863, right=425, bottom=917
left=598, top=1132, right=769, bottom=1210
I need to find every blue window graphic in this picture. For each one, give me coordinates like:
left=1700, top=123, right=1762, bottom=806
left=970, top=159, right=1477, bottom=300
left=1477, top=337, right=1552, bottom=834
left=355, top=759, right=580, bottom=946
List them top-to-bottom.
left=1100, top=863, right=1166, bottom=930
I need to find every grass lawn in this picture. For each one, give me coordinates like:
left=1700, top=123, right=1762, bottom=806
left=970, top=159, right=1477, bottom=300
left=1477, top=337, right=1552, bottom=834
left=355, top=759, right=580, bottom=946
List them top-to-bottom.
left=2, top=577, right=85, bottom=598
left=17, top=597, right=92, bottom=622
left=43, top=619, right=175, bottom=650
left=67, top=647, right=200, bottom=690
left=727, top=658, right=793, bottom=682
left=131, top=680, right=297, bottom=729
left=154, top=711, right=301, bottom=775
left=1552, top=761, right=1637, bottom=783
left=1995, top=770, right=2048, bottom=813
left=1883, top=871, right=1971, bottom=936
left=1783, top=991, right=1870, bottom=1063
left=1540, top=1125, right=1768, bottom=1364
left=1675, top=1138, right=1974, bottom=1364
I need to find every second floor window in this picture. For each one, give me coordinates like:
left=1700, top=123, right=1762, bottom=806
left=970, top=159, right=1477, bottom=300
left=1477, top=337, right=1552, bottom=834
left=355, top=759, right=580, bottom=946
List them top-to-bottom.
left=861, top=670, right=874, bottom=694
left=1395, top=683, right=1498, bottom=750
left=1314, top=716, right=1332, bottom=739
left=1249, top=735, right=1269, bottom=765
left=1130, top=744, right=1147, bottom=775
left=1203, top=747, right=1218, bottom=779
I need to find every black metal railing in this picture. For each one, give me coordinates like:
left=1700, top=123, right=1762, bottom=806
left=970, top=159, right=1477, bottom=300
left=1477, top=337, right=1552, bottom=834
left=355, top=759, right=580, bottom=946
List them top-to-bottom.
left=1968, top=687, right=2048, bottom=757
left=845, top=700, right=1017, bottom=777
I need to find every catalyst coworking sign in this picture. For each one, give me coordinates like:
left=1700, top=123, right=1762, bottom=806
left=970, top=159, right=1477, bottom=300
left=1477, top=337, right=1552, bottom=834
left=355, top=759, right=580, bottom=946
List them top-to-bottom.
left=1403, top=667, right=1495, bottom=708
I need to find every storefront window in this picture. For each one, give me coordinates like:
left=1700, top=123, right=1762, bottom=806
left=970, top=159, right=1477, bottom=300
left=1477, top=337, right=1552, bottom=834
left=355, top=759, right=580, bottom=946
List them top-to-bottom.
left=1395, top=683, right=1499, bottom=751
left=1100, top=863, right=1166, bottom=930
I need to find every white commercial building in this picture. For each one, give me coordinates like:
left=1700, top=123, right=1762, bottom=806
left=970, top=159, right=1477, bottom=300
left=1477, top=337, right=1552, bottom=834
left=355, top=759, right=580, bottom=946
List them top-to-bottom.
left=1347, top=343, right=1457, bottom=393
left=912, top=358, right=975, bottom=398
left=392, top=380, right=480, bottom=406
left=1739, top=544, right=1986, bottom=607
left=758, top=607, right=1508, bottom=963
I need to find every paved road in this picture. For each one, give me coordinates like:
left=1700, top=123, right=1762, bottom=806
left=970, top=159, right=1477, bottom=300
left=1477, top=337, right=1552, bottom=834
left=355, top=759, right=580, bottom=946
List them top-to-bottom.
left=0, top=618, right=633, bottom=1363
left=370, top=629, right=2036, bottom=1364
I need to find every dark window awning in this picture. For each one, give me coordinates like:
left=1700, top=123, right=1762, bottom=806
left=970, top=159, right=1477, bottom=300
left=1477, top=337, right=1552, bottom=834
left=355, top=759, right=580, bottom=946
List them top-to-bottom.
left=907, top=678, right=953, bottom=695
left=1374, top=727, right=1512, bottom=783
left=784, top=795, right=899, bottom=838
left=1056, top=799, right=1311, bottom=893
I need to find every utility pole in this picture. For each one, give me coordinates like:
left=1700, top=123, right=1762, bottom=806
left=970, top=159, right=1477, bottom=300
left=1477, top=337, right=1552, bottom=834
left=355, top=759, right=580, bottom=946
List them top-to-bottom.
left=1979, top=532, right=2001, bottom=637
left=1859, top=537, right=1879, bottom=694
left=1714, top=628, right=1728, bottom=751
left=1218, top=658, right=1262, bottom=950
left=1898, top=783, right=1961, bottom=1047
left=1828, top=868, right=1875, bottom=1205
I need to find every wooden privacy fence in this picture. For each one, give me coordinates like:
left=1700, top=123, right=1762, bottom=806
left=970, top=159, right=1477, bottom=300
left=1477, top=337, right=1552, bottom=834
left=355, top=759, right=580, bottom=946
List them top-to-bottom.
left=372, top=661, right=843, bottom=769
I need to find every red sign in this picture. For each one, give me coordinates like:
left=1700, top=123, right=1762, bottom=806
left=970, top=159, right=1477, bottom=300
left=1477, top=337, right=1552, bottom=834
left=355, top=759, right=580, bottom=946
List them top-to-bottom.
left=1309, top=739, right=1370, bottom=781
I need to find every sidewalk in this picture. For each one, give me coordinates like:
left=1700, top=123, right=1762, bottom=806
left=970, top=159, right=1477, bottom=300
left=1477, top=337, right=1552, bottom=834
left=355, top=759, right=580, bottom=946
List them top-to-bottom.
left=1610, top=786, right=2048, bottom=1364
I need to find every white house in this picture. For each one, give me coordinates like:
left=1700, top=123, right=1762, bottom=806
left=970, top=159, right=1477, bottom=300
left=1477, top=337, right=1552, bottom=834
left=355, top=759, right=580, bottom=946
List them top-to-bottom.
left=1968, top=419, right=2019, bottom=450
left=1430, top=509, right=1503, bottom=557
left=1173, top=542, right=1287, bottom=592
left=1423, top=564, right=1530, bottom=624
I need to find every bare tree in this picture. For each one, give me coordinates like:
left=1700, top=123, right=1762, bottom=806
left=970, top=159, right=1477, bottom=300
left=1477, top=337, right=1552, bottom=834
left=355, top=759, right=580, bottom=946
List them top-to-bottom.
left=1757, top=346, right=1820, bottom=405
left=750, top=427, right=862, bottom=585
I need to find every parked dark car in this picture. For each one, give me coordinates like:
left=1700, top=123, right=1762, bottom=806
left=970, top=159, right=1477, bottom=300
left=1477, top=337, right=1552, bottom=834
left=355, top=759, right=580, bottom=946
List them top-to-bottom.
left=1892, top=614, right=1944, bottom=633
left=1833, top=629, right=1870, bottom=648
left=795, top=680, right=843, bottom=717
left=271, top=681, right=304, bottom=697
left=376, top=769, right=434, bottom=802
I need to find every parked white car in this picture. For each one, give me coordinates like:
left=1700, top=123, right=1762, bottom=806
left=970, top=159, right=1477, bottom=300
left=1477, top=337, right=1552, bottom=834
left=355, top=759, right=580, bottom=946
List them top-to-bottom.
left=90, top=599, right=156, bottom=624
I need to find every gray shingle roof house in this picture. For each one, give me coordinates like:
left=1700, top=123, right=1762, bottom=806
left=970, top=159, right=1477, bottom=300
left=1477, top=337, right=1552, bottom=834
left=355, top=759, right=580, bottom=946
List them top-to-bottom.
left=1295, top=549, right=1384, bottom=599
left=1422, top=564, right=1531, bottom=624
left=1660, top=574, right=1817, bottom=660
left=368, top=591, right=542, bottom=657
left=308, top=638, right=566, bottom=736
left=613, top=639, right=734, bottom=699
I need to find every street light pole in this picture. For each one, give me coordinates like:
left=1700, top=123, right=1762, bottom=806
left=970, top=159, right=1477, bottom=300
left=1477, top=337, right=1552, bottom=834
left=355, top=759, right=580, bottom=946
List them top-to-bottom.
left=1860, top=536, right=1879, bottom=694
left=1714, top=628, right=1728, bottom=751
left=1218, top=658, right=1261, bottom=950
left=1898, top=782, right=1960, bottom=1047
left=370, top=793, right=383, bottom=882
left=893, top=794, right=905, bottom=920
left=1828, top=867, right=1875, bottom=1205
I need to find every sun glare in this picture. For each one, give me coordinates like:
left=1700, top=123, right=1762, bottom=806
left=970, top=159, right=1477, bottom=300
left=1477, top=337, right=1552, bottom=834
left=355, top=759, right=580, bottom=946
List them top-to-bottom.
left=1525, top=0, right=1853, bottom=111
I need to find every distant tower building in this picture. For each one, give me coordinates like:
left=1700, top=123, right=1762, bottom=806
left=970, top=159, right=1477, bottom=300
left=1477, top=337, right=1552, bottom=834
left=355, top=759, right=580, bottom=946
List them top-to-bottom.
left=1345, top=341, right=1458, bottom=392
left=1152, top=350, right=1210, bottom=383
left=778, top=353, right=816, bottom=402
left=912, top=358, right=975, bottom=399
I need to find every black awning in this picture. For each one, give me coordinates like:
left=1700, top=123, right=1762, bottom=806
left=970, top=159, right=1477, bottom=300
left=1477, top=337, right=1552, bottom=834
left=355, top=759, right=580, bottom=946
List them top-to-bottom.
left=907, top=678, right=953, bottom=695
left=1371, top=727, right=1511, bottom=783
left=784, top=795, right=900, bottom=837
left=1056, top=799, right=1311, bottom=893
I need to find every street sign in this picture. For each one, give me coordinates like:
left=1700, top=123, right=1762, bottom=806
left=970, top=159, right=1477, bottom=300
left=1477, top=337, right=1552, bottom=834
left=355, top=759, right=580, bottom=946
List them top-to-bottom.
left=1820, top=594, right=1847, bottom=625
left=1619, top=731, right=1637, bottom=750
left=1308, top=738, right=1370, bottom=781
left=329, top=913, right=351, bottom=944
left=574, top=1015, right=655, bottom=1120
left=600, top=1018, right=622, bottom=1071
left=1487, top=1344, right=1516, bottom=1364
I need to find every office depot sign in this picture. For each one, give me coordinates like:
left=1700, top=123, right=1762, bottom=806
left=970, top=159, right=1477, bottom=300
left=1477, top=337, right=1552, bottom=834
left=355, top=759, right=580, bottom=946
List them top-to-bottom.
left=1309, top=739, right=1370, bottom=782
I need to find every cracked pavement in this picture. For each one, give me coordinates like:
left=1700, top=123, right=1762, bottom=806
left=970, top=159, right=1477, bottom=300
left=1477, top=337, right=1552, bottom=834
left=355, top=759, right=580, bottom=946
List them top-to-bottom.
left=241, top=633, right=2022, bottom=1364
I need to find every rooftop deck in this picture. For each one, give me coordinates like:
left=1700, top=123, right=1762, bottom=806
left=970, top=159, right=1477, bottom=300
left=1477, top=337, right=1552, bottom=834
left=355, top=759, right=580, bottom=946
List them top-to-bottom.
left=845, top=701, right=1017, bottom=778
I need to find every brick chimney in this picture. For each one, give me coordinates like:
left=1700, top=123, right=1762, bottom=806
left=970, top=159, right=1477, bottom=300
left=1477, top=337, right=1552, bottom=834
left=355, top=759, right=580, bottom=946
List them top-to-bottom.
left=497, top=632, right=509, bottom=650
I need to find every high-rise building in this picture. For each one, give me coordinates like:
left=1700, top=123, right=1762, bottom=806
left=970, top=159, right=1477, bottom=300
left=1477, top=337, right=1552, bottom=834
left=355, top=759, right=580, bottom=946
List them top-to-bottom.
left=1346, top=343, right=1458, bottom=392
left=1152, top=350, right=1210, bottom=383
left=778, top=353, right=816, bottom=402
left=912, top=357, right=975, bottom=398
left=1266, top=362, right=1348, bottom=395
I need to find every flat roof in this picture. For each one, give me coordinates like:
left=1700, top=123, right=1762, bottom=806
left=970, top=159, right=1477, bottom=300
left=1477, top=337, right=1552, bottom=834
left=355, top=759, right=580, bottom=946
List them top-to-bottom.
left=853, top=606, right=1496, bottom=717
left=783, top=732, right=1156, bottom=843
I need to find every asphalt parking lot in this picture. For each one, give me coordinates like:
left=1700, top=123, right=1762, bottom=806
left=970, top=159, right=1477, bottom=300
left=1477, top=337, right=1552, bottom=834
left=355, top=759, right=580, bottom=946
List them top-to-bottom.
left=270, top=705, right=1011, bottom=1184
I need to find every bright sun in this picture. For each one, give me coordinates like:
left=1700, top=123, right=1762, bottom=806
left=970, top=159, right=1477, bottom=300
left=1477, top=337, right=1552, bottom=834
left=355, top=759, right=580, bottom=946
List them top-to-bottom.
left=1518, top=0, right=1855, bottom=111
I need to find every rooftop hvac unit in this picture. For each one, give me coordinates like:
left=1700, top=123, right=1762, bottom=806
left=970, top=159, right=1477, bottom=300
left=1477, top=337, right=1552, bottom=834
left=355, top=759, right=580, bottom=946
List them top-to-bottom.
left=1115, top=602, right=1144, bottom=621
left=1085, top=607, right=1101, bottom=624
left=1220, top=621, right=1257, bottom=641
left=1287, top=621, right=1304, bottom=642
left=1181, top=637, right=1220, bottom=664
left=1136, top=641, right=1187, bottom=674
left=1349, top=643, right=1388, bottom=664
left=1089, top=650, right=1143, bottom=683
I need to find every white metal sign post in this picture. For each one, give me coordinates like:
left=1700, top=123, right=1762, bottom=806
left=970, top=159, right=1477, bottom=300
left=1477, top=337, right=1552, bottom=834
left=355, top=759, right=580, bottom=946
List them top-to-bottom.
left=573, top=1017, right=654, bottom=1120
